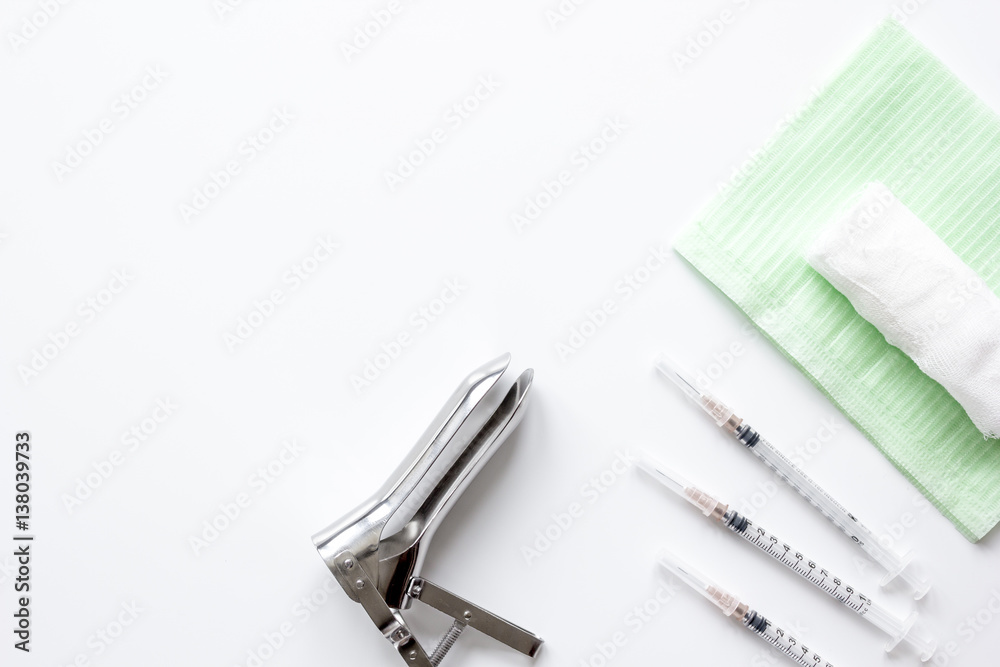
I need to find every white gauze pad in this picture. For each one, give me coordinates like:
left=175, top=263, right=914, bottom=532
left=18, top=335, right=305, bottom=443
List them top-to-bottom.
left=806, top=182, right=1000, bottom=439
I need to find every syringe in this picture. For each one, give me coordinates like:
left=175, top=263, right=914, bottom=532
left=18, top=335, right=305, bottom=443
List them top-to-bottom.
left=654, top=353, right=931, bottom=599
left=639, top=453, right=937, bottom=660
left=658, top=549, right=834, bottom=667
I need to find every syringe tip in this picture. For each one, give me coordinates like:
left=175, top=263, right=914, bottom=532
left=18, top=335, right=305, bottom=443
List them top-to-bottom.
left=654, top=352, right=736, bottom=428
left=654, top=352, right=703, bottom=403
left=637, top=450, right=686, bottom=495
left=639, top=452, right=726, bottom=518
left=656, top=548, right=693, bottom=583
left=657, top=549, right=742, bottom=617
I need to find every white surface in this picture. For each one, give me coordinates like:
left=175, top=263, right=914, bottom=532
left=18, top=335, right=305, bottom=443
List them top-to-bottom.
left=3, top=1, right=1000, bottom=666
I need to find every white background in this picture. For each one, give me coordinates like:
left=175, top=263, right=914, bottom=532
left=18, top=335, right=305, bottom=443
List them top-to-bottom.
left=3, top=1, right=1000, bottom=666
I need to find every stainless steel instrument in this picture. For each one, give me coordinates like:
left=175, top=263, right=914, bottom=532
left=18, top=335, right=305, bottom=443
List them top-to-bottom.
left=312, top=353, right=543, bottom=666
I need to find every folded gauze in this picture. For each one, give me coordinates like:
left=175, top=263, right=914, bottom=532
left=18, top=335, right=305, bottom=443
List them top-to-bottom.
left=806, top=182, right=1000, bottom=439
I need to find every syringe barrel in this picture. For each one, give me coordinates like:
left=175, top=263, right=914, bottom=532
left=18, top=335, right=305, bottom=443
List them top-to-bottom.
left=654, top=352, right=930, bottom=598
left=738, top=430, right=927, bottom=596
left=741, top=431, right=863, bottom=541
left=723, top=508, right=934, bottom=656
left=724, top=511, right=875, bottom=614
left=659, top=549, right=837, bottom=665
left=864, top=604, right=909, bottom=641
left=744, top=610, right=834, bottom=667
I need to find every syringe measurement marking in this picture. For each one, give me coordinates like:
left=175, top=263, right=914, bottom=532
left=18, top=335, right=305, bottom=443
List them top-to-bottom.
left=657, top=356, right=926, bottom=596
left=749, top=439, right=872, bottom=547
left=736, top=519, right=871, bottom=616
left=751, top=619, right=832, bottom=667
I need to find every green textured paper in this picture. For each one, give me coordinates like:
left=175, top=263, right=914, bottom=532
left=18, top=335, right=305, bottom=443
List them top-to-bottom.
left=675, top=21, right=1000, bottom=541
